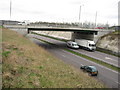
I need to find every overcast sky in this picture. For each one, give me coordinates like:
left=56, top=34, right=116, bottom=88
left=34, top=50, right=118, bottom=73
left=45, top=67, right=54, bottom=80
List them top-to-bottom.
left=0, top=0, right=119, bottom=26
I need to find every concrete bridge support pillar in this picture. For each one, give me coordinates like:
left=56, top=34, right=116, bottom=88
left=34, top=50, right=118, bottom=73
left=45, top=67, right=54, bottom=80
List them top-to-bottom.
left=28, top=29, right=30, bottom=34
left=71, top=32, right=95, bottom=41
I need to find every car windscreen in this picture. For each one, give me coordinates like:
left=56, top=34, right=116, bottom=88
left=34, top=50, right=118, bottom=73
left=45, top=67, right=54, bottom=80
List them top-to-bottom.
left=72, top=43, right=78, bottom=46
left=74, top=44, right=78, bottom=46
left=89, top=44, right=95, bottom=47
left=89, top=66, right=97, bottom=72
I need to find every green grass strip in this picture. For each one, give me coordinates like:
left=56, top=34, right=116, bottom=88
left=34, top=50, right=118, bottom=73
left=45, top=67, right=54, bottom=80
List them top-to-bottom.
left=0, top=25, right=3, bottom=28
left=33, top=37, right=120, bottom=72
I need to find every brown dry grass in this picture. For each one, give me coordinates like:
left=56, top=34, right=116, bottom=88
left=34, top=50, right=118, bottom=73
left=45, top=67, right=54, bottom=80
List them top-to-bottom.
left=2, top=28, right=106, bottom=88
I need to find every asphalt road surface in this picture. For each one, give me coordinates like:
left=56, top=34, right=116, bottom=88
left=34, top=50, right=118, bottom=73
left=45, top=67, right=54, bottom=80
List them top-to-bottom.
left=30, top=33, right=119, bottom=68
left=27, top=34, right=120, bottom=88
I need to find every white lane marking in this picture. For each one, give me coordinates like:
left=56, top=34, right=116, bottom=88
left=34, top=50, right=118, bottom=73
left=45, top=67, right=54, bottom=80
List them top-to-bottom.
left=62, top=54, right=66, bottom=57
left=105, top=57, right=118, bottom=62
left=105, top=57, right=112, bottom=60
left=115, top=81, right=120, bottom=85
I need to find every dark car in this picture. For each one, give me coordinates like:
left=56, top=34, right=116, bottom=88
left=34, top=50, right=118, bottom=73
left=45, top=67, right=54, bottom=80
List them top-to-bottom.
left=80, top=65, right=98, bottom=76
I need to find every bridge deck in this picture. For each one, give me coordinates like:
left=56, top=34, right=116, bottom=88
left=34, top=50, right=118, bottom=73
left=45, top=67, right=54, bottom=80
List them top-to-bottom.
left=28, top=27, right=99, bottom=34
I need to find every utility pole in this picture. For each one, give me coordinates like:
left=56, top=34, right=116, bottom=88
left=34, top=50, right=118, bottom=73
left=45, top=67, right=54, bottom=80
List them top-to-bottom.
left=10, top=0, right=12, bottom=19
left=118, top=1, right=120, bottom=26
left=79, top=5, right=84, bottom=27
left=79, top=6, right=81, bottom=22
left=95, top=11, right=97, bottom=27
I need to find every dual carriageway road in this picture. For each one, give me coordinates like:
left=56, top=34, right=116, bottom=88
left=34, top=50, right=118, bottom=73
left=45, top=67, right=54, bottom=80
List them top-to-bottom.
left=27, top=33, right=120, bottom=88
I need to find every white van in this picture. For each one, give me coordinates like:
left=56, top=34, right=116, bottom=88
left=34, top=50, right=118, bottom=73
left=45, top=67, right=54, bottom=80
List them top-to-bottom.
left=75, top=39, right=96, bottom=51
left=67, top=41, right=79, bottom=49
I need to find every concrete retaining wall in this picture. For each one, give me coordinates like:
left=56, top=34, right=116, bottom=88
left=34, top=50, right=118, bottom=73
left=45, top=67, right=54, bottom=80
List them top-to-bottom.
left=35, top=31, right=72, bottom=40
left=96, top=33, right=119, bottom=54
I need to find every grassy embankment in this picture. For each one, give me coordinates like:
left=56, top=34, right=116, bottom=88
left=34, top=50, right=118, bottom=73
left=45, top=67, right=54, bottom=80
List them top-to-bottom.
left=2, top=28, right=106, bottom=88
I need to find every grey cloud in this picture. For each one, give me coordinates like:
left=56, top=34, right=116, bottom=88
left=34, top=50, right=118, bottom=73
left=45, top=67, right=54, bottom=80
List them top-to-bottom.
left=69, top=0, right=86, bottom=5
left=12, top=7, right=45, bottom=15
left=106, top=15, right=118, bottom=19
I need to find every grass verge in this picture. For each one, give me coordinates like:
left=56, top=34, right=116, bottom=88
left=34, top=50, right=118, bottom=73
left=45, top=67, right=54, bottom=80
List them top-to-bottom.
left=0, top=25, right=3, bottom=28
left=2, top=28, right=106, bottom=88
left=34, top=37, right=120, bottom=72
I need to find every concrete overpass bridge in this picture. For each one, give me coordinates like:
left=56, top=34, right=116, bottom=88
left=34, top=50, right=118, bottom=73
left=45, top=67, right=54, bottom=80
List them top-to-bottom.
left=4, top=25, right=115, bottom=43
left=28, top=26, right=115, bottom=43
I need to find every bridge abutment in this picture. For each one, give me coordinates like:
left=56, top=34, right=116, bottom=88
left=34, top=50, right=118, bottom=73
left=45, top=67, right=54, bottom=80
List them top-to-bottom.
left=71, top=30, right=114, bottom=43
left=71, top=32, right=95, bottom=41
